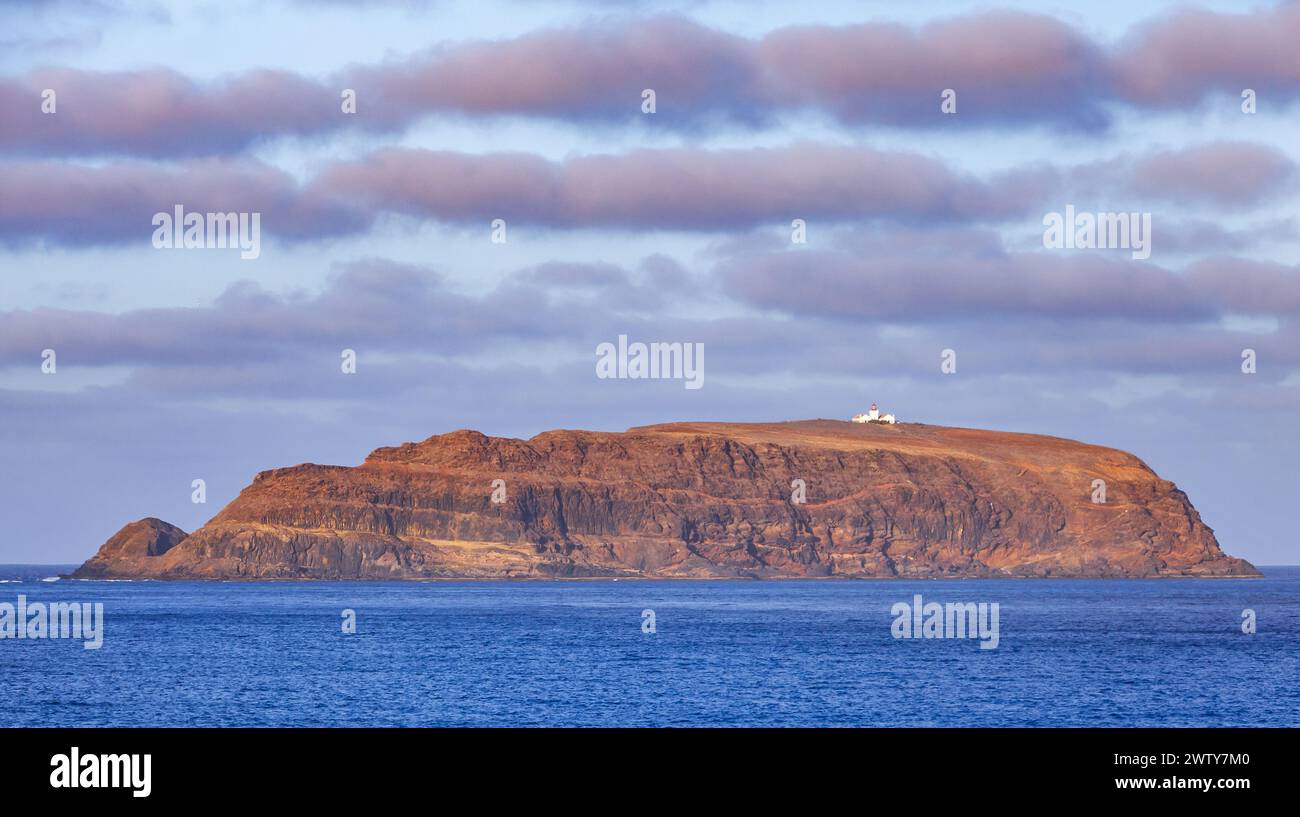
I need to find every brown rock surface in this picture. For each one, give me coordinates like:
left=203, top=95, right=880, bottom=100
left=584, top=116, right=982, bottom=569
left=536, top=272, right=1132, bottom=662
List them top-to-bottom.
left=72, top=420, right=1260, bottom=579
left=72, top=517, right=189, bottom=578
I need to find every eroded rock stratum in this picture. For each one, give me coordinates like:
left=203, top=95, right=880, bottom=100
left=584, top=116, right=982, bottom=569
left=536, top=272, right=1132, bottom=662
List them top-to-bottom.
left=72, top=420, right=1260, bottom=579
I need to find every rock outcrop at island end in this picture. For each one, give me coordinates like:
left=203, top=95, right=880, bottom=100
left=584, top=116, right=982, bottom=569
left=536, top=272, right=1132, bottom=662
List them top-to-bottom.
left=72, top=420, right=1260, bottom=580
left=72, top=517, right=189, bottom=578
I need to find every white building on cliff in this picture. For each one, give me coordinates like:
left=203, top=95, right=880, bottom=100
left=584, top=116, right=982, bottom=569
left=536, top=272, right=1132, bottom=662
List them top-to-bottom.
left=852, top=402, right=896, bottom=424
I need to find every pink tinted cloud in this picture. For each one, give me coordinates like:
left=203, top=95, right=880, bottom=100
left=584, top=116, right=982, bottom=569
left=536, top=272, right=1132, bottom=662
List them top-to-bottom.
left=1113, top=4, right=1300, bottom=105
left=7, top=8, right=1300, bottom=157
left=757, top=11, right=1110, bottom=128
left=362, top=16, right=758, bottom=122
left=0, top=67, right=339, bottom=157
left=4, top=138, right=1293, bottom=246
left=1069, top=142, right=1298, bottom=206
left=1127, top=142, right=1296, bottom=205
left=309, top=143, right=1046, bottom=229
left=0, top=158, right=362, bottom=245
left=1185, top=257, right=1300, bottom=316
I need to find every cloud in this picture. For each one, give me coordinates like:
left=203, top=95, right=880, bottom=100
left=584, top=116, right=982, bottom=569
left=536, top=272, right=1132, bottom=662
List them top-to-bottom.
left=1112, top=4, right=1300, bottom=106
left=6, top=8, right=1300, bottom=157
left=757, top=11, right=1110, bottom=129
left=361, top=16, right=759, bottom=125
left=0, top=67, right=339, bottom=157
left=6, top=136, right=1291, bottom=247
left=1062, top=142, right=1299, bottom=206
left=1126, top=142, right=1296, bottom=205
left=0, top=143, right=1051, bottom=245
left=310, top=143, right=1048, bottom=230
left=0, top=157, right=362, bottom=246
left=1151, top=217, right=1299, bottom=255
left=716, top=223, right=1300, bottom=327
left=718, top=235, right=1213, bottom=324
left=5, top=244, right=1299, bottom=390
left=0, top=257, right=680, bottom=370
left=1185, top=257, right=1300, bottom=317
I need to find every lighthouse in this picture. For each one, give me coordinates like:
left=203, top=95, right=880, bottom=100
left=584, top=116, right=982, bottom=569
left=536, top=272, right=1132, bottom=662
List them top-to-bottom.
left=852, top=402, right=897, bottom=424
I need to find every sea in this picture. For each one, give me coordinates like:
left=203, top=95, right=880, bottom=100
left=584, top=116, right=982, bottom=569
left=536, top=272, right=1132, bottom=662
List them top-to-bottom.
left=1, top=564, right=1296, bottom=727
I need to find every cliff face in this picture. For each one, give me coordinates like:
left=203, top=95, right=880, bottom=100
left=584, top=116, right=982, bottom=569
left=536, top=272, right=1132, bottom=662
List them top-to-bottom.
left=72, top=421, right=1259, bottom=579
left=72, top=517, right=189, bottom=578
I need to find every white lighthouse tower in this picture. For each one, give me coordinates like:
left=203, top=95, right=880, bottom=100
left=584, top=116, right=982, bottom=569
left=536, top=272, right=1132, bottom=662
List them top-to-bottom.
left=852, top=402, right=897, bottom=424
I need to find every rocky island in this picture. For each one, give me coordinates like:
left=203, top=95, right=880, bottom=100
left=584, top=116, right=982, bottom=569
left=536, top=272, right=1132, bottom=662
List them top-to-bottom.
left=72, top=420, right=1260, bottom=580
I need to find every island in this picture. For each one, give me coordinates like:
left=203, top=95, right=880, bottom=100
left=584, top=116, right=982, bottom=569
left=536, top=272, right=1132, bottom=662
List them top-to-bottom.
left=71, top=419, right=1260, bottom=580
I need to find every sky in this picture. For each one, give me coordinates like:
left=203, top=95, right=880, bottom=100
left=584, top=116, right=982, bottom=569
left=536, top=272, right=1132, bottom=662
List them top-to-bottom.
left=1, top=0, right=1298, bottom=565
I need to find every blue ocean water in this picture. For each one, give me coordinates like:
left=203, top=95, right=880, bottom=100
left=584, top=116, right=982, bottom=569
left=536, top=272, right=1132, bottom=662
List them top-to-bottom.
left=1, top=565, right=1296, bottom=727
